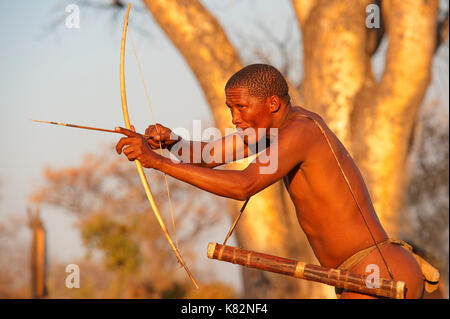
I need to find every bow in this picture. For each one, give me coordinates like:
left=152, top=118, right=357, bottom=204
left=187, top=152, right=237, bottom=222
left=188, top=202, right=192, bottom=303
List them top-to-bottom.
left=119, top=4, right=198, bottom=288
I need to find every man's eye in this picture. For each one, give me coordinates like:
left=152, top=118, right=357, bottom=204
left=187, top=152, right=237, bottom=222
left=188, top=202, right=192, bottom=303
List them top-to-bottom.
left=237, top=104, right=245, bottom=108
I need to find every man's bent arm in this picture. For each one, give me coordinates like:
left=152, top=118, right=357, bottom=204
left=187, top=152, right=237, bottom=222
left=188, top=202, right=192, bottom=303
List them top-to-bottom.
left=156, top=119, right=314, bottom=200
left=169, top=132, right=254, bottom=169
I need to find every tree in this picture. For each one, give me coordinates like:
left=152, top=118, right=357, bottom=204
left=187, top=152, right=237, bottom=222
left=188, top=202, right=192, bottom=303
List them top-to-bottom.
left=57, top=0, right=448, bottom=298
left=135, top=0, right=448, bottom=298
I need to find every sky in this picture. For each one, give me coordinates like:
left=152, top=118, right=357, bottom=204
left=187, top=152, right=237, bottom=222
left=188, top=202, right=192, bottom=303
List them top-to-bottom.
left=0, top=0, right=448, bottom=294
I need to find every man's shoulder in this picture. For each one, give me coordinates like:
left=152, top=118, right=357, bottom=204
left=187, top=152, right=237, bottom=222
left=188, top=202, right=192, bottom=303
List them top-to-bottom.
left=287, top=106, right=326, bottom=136
left=291, top=106, right=324, bottom=122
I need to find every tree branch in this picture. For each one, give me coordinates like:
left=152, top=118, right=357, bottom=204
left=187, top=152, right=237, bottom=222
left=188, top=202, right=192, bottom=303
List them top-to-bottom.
left=142, top=0, right=242, bottom=131
left=291, top=0, right=319, bottom=30
left=351, top=0, right=440, bottom=232
left=366, top=0, right=385, bottom=57
left=436, top=11, right=449, bottom=51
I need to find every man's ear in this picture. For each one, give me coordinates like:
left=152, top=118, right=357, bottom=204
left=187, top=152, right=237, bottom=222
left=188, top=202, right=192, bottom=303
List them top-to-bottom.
left=268, top=95, right=281, bottom=113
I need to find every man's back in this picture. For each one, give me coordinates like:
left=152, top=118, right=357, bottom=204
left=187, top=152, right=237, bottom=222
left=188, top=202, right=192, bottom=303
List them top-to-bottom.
left=282, top=106, right=388, bottom=268
left=283, top=106, right=424, bottom=298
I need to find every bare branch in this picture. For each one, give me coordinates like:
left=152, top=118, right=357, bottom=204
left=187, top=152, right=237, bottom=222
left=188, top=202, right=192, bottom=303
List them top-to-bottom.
left=39, top=0, right=152, bottom=40
left=231, top=16, right=302, bottom=91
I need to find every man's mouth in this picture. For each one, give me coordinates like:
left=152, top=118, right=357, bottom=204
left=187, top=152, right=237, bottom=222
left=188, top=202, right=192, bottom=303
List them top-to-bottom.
left=236, top=126, right=248, bottom=134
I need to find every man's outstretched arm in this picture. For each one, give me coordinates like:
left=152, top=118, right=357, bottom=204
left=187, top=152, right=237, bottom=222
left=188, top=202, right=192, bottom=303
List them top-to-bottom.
left=116, top=118, right=315, bottom=200
left=145, top=123, right=256, bottom=168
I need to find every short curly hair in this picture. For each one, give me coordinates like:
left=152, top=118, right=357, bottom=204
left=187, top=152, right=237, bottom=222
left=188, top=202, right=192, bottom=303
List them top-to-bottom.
left=225, top=64, right=290, bottom=103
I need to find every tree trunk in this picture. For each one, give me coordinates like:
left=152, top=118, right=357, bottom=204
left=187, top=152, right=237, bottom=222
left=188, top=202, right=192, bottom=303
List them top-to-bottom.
left=293, top=0, right=372, bottom=148
left=294, top=0, right=439, bottom=235
left=351, top=0, right=439, bottom=234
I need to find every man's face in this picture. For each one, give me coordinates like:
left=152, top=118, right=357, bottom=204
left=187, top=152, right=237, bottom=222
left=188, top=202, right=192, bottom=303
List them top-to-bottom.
left=225, top=87, right=271, bottom=142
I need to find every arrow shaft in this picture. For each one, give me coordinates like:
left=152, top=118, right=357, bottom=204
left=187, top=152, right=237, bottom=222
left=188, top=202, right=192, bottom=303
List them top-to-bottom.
left=31, top=119, right=152, bottom=139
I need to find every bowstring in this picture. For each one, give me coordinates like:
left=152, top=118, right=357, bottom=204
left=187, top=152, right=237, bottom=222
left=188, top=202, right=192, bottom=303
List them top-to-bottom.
left=128, top=30, right=179, bottom=252
left=223, top=197, right=250, bottom=245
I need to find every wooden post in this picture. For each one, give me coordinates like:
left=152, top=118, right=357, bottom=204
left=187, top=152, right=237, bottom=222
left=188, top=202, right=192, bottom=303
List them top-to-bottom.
left=28, top=207, right=47, bottom=298
left=207, top=243, right=405, bottom=299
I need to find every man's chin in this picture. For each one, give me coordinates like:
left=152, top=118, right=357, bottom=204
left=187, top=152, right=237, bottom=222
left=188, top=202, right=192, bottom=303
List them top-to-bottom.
left=236, top=127, right=249, bottom=136
left=238, top=127, right=267, bottom=145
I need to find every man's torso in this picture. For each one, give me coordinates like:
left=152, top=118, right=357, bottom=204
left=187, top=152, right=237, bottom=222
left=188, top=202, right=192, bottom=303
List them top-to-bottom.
left=282, top=106, right=389, bottom=268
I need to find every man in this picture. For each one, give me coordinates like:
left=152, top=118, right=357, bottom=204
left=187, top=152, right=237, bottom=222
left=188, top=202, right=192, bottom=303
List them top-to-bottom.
left=115, top=64, right=427, bottom=299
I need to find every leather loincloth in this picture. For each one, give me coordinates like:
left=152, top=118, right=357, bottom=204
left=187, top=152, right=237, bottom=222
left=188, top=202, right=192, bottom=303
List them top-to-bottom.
left=334, top=239, right=440, bottom=298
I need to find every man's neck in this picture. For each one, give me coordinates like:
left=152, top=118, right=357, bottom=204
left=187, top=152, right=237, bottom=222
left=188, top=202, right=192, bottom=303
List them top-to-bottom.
left=270, top=103, right=292, bottom=130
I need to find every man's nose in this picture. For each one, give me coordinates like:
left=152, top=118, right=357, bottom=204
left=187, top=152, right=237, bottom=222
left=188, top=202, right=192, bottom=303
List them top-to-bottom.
left=232, top=113, right=241, bottom=125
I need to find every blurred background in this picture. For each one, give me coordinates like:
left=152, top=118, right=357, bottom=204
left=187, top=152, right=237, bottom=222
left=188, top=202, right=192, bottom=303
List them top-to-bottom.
left=0, top=0, right=448, bottom=299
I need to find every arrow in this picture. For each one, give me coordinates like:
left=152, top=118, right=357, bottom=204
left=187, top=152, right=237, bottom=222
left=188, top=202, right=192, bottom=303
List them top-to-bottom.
left=31, top=119, right=154, bottom=140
